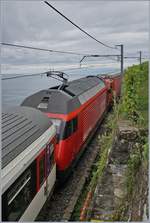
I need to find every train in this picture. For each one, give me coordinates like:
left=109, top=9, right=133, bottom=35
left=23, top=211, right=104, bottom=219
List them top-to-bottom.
left=2, top=73, right=122, bottom=221
left=21, top=73, right=122, bottom=180
left=100, top=73, right=122, bottom=100
left=2, top=106, right=56, bottom=221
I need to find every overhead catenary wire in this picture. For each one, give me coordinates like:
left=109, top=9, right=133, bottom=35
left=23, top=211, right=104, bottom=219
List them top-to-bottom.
left=44, top=1, right=118, bottom=50
left=1, top=2, right=147, bottom=84
left=1, top=42, right=120, bottom=57
left=1, top=42, right=87, bottom=56
left=2, top=43, right=147, bottom=60
left=2, top=54, right=147, bottom=81
left=79, top=54, right=120, bottom=64
left=3, top=55, right=146, bottom=81
left=124, top=56, right=148, bottom=59
left=2, top=60, right=118, bottom=81
left=1, top=66, right=95, bottom=80
left=1, top=71, right=46, bottom=80
left=1, top=71, right=66, bottom=81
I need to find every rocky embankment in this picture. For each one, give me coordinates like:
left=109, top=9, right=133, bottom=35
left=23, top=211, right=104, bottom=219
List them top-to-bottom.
left=90, top=120, right=148, bottom=221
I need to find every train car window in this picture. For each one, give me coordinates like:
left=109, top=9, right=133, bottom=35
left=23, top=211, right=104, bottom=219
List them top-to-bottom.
left=39, top=155, right=45, bottom=187
left=2, top=160, right=37, bottom=221
left=6, top=170, right=32, bottom=221
left=2, top=193, right=8, bottom=221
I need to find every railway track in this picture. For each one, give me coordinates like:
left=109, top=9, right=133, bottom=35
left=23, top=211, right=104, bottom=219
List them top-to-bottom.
left=36, top=111, right=110, bottom=221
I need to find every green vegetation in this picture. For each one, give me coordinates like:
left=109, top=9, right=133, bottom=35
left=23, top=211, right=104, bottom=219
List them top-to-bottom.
left=119, top=61, right=148, bottom=128
left=121, top=61, right=148, bottom=196
left=91, top=62, right=149, bottom=221
left=116, top=62, right=148, bottom=221
left=90, top=135, right=111, bottom=189
left=143, top=141, right=148, bottom=161
left=127, top=145, right=142, bottom=195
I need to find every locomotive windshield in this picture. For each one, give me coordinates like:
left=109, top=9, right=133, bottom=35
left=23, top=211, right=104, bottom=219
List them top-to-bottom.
left=50, top=118, right=62, bottom=135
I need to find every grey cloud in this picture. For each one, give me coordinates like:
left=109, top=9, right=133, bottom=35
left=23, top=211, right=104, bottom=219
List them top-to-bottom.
left=1, top=0, right=149, bottom=73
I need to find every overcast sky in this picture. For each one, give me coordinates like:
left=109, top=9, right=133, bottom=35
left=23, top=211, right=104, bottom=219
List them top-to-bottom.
left=1, top=0, right=149, bottom=74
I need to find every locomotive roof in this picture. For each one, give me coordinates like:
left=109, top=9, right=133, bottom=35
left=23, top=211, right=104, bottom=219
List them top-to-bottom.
left=21, top=75, right=105, bottom=114
left=64, top=76, right=103, bottom=95
left=2, top=106, right=53, bottom=168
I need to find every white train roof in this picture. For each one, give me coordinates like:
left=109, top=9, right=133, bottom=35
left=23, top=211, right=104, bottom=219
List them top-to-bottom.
left=2, top=106, right=56, bottom=194
left=2, top=106, right=53, bottom=168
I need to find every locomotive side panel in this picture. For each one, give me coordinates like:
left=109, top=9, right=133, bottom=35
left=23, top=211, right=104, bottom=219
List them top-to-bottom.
left=55, top=88, right=107, bottom=172
left=80, top=89, right=107, bottom=143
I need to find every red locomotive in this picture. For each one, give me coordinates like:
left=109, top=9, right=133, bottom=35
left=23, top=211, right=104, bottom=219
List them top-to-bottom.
left=21, top=73, right=122, bottom=181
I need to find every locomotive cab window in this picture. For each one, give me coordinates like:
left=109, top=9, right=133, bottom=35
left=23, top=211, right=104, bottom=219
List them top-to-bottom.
left=63, top=117, right=78, bottom=139
left=72, top=117, right=78, bottom=132
left=50, top=118, right=62, bottom=142
left=64, top=120, right=72, bottom=138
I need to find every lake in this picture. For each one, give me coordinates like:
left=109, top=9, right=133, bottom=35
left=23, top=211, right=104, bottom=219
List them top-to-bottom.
left=2, top=66, right=120, bottom=109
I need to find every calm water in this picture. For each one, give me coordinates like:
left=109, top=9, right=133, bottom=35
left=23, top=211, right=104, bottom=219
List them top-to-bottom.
left=2, top=67, right=119, bottom=109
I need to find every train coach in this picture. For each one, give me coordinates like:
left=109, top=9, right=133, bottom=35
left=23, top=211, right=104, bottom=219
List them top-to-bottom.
left=100, top=73, right=122, bottom=99
left=21, top=75, right=117, bottom=181
left=2, top=106, right=56, bottom=221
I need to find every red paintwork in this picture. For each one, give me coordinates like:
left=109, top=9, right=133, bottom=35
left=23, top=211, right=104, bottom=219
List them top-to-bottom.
left=44, top=74, right=122, bottom=173
left=102, top=74, right=122, bottom=99
left=112, top=75, right=122, bottom=97
left=102, top=78, right=114, bottom=105
left=45, top=87, right=108, bottom=171
left=46, top=87, right=107, bottom=121
left=36, top=136, right=56, bottom=192
left=36, top=149, right=46, bottom=192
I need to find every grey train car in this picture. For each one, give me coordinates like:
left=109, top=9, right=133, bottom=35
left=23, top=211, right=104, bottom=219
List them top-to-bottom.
left=2, top=106, right=56, bottom=221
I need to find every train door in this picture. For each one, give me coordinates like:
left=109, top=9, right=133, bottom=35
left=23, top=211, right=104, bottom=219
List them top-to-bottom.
left=46, top=143, right=55, bottom=177
left=36, top=144, right=55, bottom=195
